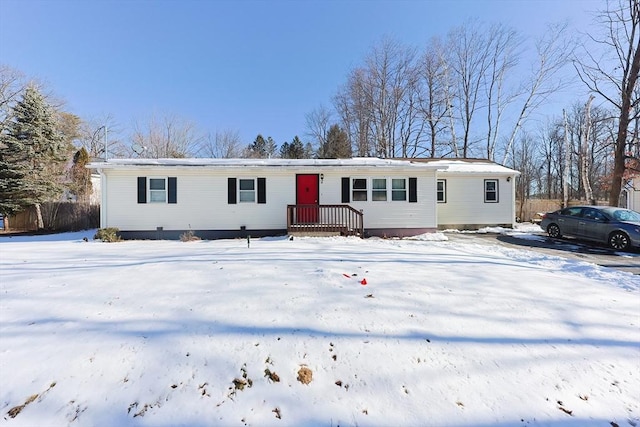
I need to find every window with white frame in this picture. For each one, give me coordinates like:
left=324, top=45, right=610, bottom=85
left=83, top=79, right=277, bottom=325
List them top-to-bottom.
left=149, top=178, right=166, bottom=203
left=239, top=178, right=256, bottom=203
left=352, top=178, right=367, bottom=201
left=372, top=178, right=387, bottom=201
left=392, top=178, right=407, bottom=201
left=437, top=179, right=446, bottom=203
left=484, top=179, right=498, bottom=203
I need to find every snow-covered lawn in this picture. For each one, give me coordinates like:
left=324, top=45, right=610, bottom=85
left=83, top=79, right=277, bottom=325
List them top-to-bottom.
left=1, top=230, right=639, bottom=427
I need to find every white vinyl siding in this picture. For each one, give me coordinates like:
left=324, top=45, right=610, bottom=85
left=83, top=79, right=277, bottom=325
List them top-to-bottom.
left=101, top=166, right=438, bottom=232
left=339, top=171, right=436, bottom=229
left=436, top=174, right=514, bottom=228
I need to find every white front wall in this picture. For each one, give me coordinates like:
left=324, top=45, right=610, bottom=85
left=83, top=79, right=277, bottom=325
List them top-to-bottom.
left=102, top=166, right=437, bottom=232
left=335, top=168, right=437, bottom=230
left=436, top=173, right=516, bottom=228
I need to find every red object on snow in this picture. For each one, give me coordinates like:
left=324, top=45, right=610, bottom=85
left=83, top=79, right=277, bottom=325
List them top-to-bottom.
left=343, top=273, right=351, bottom=278
left=360, top=278, right=367, bottom=285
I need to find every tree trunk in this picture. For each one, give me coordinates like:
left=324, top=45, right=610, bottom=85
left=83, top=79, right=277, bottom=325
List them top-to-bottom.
left=609, top=30, right=640, bottom=206
left=581, top=96, right=595, bottom=205
left=563, top=109, right=570, bottom=207
left=34, top=203, right=44, bottom=230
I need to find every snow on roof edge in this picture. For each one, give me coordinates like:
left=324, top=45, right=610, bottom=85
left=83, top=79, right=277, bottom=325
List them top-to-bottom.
left=86, top=157, right=448, bottom=170
left=86, top=157, right=519, bottom=174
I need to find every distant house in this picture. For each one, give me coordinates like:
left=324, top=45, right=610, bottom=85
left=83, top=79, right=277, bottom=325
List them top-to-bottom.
left=87, top=158, right=520, bottom=239
left=624, top=177, right=640, bottom=211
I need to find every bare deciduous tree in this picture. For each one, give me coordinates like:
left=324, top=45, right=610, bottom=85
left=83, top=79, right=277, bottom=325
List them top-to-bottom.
left=574, top=0, right=640, bottom=206
left=446, top=21, right=494, bottom=157
left=501, top=23, right=572, bottom=164
left=484, top=24, right=521, bottom=161
left=418, top=37, right=450, bottom=157
left=333, top=38, right=419, bottom=158
left=361, top=38, right=418, bottom=157
left=0, top=65, right=28, bottom=133
left=334, top=67, right=373, bottom=156
left=580, top=95, right=596, bottom=204
left=305, top=105, right=333, bottom=156
left=131, top=114, right=204, bottom=158
left=76, top=115, right=124, bottom=159
left=201, top=129, right=242, bottom=158
left=508, top=131, right=542, bottom=221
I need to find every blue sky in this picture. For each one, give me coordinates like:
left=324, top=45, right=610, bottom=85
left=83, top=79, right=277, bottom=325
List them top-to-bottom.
left=1, top=0, right=601, bottom=149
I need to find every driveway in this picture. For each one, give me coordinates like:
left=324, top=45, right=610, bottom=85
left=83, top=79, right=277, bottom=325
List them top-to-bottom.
left=445, top=230, right=640, bottom=276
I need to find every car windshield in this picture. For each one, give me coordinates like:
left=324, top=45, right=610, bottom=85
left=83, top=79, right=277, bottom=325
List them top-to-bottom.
left=609, top=208, right=640, bottom=222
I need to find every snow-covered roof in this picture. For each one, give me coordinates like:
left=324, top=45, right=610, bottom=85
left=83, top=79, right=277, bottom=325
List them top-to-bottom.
left=87, top=157, right=447, bottom=170
left=87, top=157, right=520, bottom=175
left=409, top=158, right=520, bottom=175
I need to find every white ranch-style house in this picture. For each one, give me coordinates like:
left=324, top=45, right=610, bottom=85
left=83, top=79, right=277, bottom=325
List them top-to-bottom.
left=87, top=158, right=520, bottom=239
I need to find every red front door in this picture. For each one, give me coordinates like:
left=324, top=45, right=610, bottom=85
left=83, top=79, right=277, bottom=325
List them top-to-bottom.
left=296, top=174, right=319, bottom=223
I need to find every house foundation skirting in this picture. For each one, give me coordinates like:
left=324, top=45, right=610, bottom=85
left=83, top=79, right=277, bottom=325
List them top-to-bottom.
left=437, top=223, right=513, bottom=231
left=116, top=227, right=439, bottom=240
left=364, top=227, right=438, bottom=238
left=118, top=229, right=287, bottom=240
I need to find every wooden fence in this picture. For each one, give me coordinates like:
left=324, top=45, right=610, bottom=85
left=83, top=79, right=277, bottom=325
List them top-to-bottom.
left=515, top=199, right=609, bottom=223
left=3, top=202, right=99, bottom=232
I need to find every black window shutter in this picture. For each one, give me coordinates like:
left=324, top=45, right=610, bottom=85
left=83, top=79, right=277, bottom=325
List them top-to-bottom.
left=137, top=177, right=147, bottom=204
left=168, top=177, right=177, bottom=204
left=341, top=177, right=350, bottom=203
left=409, top=177, right=417, bottom=203
left=228, top=178, right=237, bottom=204
left=257, top=178, right=266, bottom=204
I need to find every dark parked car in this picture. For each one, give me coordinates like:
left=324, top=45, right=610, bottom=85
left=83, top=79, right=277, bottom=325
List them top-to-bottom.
left=540, top=206, right=640, bottom=251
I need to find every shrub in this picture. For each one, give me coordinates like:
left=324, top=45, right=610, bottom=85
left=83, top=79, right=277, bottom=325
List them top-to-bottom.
left=94, top=227, right=121, bottom=242
left=180, top=229, right=201, bottom=242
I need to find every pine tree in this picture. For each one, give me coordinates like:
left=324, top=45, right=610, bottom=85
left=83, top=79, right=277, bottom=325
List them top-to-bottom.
left=0, top=86, right=67, bottom=228
left=319, top=125, right=352, bottom=158
left=244, top=134, right=278, bottom=158
left=245, top=134, right=267, bottom=158
left=280, top=136, right=307, bottom=159
left=289, top=136, right=305, bottom=159
left=265, top=137, right=277, bottom=158
left=279, top=141, right=291, bottom=159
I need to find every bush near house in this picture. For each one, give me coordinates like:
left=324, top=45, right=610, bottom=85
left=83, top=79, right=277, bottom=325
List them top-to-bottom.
left=94, top=228, right=121, bottom=242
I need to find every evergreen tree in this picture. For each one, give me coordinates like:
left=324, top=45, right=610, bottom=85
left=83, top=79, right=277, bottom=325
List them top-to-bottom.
left=0, top=86, right=67, bottom=228
left=319, top=125, right=352, bottom=158
left=244, top=134, right=278, bottom=158
left=245, top=134, right=267, bottom=158
left=280, top=136, right=307, bottom=159
left=289, top=136, right=305, bottom=158
left=265, top=137, right=277, bottom=158
left=279, top=141, right=291, bottom=159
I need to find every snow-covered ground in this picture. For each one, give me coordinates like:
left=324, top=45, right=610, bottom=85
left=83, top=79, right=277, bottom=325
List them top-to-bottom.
left=1, top=229, right=638, bottom=427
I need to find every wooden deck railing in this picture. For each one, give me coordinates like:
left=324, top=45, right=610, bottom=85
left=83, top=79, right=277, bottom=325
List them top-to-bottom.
left=286, top=204, right=364, bottom=237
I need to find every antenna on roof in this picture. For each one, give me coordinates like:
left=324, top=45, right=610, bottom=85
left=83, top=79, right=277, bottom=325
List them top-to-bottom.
left=132, top=143, right=146, bottom=156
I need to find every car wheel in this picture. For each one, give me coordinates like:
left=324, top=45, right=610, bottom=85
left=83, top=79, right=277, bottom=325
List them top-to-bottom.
left=547, top=224, right=562, bottom=239
left=609, top=231, right=630, bottom=251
